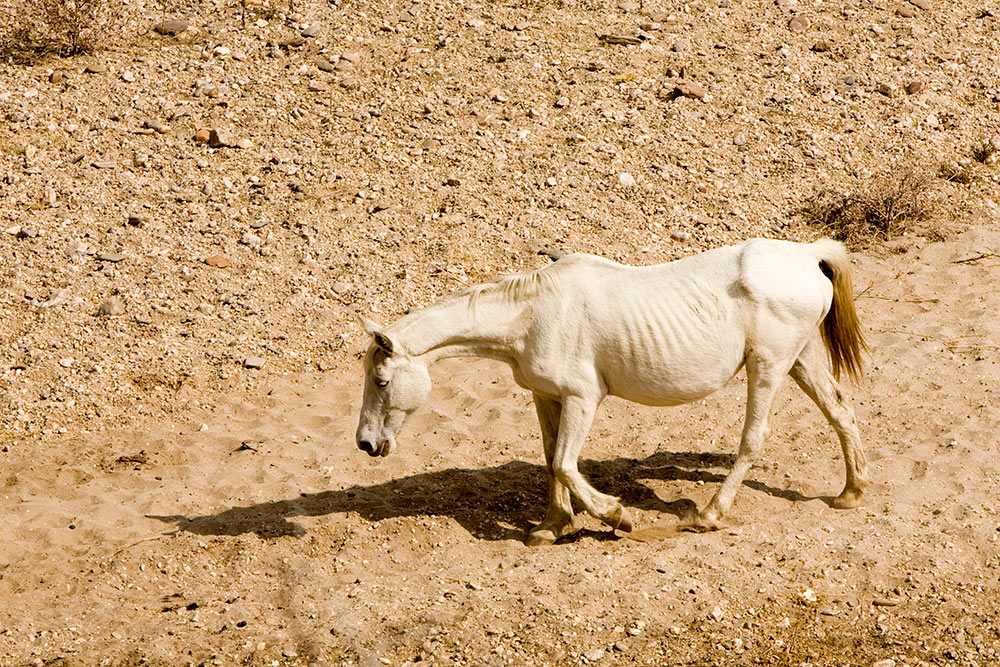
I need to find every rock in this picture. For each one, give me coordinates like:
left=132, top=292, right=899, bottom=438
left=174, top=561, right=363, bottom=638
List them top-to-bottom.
left=618, top=0, right=639, bottom=10
left=910, top=0, right=930, bottom=9
left=897, top=5, right=916, bottom=17
left=648, top=10, right=669, bottom=21
left=788, top=16, right=810, bottom=32
left=154, top=18, right=189, bottom=35
left=301, top=24, right=322, bottom=37
left=278, top=35, right=306, bottom=48
left=811, top=39, right=832, bottom=52
left=341, top=52, right=362, bottom=65
left=315, top=57, right=337, bottom=72
left=84, top=63, right=107, bottom=74
left=49, top=71, right=65, bottom=84
left=120, top=71, right=135, bottom=82
left=340, top=76, right=360, bottom=90
left=674, top=80, right=706, bottom=99
left=906, top=80, right=925, bottom=94
left=877, top=82, right=893, bottom=96
left=554, top=95, right=570, bottom=108
left=924, top=113, right=939, bottom=129
left=143, top=118, right=169, bottom=134
left=194, top=128, right=211, bottom=143
left=208, top=129, right=233, bottom=147
left=235, top=138, right=253, bottom=149
left=92, top=161, right=116, bottom=169
left=617, top=172, right=636, bottom=187
left=444, top=177, right=462, bottom=186
left=127, top=214, right=145, bottom=226
left=16, top=226, right=38, bottom=239
left=671, top=230, right=692, bottom=242
left=240, top=232, right=262, bottom=246
left=96, top=252, right=126, bottom=263
left=204, top=255, right=231, bottom=268
left=332, top=281, right=351, bottom=294
left=40, top=289, right=71, bottom=308
left=97, top=296, right=126, bottom=316
left=243, top=356, right=266, bottom=369
left=59, top=358, right=75, bottom=368
left=873, top=597, right=902, bottom=607
left=583, top=648, right=605, bottom=662
left=871, top=660, right=896, bottom=667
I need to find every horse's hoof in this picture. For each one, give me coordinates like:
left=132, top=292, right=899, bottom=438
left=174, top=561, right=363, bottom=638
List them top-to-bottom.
left=832, top=488, right=863, bottom=509
left=604, top=506, right=633, bottom=533
left=679, top=510, right=723, bottom=533
left=524, top=529, right=556, bottom=547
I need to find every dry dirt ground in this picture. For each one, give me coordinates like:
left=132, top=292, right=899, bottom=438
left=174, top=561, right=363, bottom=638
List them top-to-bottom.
left=2, top=0, right=1000, bottom=665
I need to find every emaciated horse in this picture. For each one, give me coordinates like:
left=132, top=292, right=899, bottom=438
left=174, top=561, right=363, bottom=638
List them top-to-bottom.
left=356, top=238, right=870, bottom=545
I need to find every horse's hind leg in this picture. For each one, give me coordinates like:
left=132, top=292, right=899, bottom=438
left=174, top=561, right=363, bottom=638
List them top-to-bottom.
left=789, top=336, right=870, bottom=509
left=690, top=353, right=785, bottom=531
left=525, top=394, right=582, bottom=546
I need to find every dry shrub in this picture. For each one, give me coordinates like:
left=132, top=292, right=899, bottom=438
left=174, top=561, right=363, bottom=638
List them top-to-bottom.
left=0, top=0, right=122, bottom=62
left=801, top=171, right=933, bottom=245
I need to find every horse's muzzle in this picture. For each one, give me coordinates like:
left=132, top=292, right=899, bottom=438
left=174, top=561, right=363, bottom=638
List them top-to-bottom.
left=357, top=439, right=379, bottom=456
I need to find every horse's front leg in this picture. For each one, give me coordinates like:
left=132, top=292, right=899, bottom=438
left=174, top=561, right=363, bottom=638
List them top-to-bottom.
left=525, top=394, right=582, bottom=546
left=549, top=394, right=633, bottom=535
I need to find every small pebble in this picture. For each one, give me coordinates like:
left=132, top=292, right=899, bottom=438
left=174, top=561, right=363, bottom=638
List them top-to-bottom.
left=788, top=16, right=810, bottom=32
left=154, top=18, right=189, bottom=35
left=616, top=172, right=636, bottom=187
left=204, top=255, right=231, bottom=268
left=97, top=297, right=126, bottom=316
left=243, top=356, right=266, bottom=369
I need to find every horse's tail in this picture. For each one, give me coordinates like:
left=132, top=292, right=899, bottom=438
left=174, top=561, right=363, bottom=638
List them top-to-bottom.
left=811, top=239, right=868, bottom=383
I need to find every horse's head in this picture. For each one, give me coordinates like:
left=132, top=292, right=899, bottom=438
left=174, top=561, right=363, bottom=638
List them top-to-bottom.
left=356, top=318, right=431, bottom=457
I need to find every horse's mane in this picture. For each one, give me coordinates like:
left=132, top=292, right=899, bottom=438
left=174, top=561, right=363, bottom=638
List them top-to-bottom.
left=460, top=261, right=566, bottom=311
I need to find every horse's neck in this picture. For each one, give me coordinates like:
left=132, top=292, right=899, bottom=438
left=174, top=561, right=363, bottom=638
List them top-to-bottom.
left=388, top=291, right=529, bottom=363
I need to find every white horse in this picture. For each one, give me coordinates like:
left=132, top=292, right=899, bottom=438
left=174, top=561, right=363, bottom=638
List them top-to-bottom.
left=356, top=238, right=870, bottom=546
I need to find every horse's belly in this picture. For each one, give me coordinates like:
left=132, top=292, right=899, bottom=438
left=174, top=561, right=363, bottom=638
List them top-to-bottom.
left=600, top=341, right=745, bottom=406
left=605, top=366, right=739, bottom=405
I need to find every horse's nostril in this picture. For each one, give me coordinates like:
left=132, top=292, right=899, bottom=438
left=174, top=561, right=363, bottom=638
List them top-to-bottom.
left=358, top=440, right=375, bottom=454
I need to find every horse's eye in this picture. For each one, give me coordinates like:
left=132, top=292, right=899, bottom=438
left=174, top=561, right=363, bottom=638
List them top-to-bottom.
left=375, top=379, right=389, bottom=388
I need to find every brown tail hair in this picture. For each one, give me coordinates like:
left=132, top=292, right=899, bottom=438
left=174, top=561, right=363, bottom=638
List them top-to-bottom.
left=813, top=239, right=868, bottom=383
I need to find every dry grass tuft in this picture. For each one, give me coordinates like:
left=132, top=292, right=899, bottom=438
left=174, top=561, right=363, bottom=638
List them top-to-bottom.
left=0, top=0, right=123, bottom=62
left=971, top=139, right=997, bottom=165
left=938, top=162, right=977, bottom=184
left=801, top=171, right=934, bottom=245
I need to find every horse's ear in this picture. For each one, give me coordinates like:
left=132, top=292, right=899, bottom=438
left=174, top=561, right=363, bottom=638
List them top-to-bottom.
left=360, top=316, right=384, bottom=335
left=373, top=331, right=395, bottom=356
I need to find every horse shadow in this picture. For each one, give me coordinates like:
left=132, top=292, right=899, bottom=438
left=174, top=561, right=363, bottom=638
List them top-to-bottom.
left=149, top=450, right=822, bottom=543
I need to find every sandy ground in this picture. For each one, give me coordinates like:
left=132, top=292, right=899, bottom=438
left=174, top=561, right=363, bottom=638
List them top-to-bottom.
left=3, top=0, right=1000, bottom=664
left=2, top=228, right=1000, bottom=666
